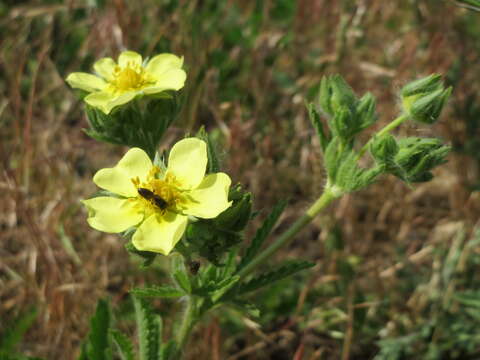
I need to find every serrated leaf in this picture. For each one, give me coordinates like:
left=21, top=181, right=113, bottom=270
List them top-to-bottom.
left=238, top=200, right=287, bottom=271
left=234, top=260, right=314, bottom=296
left=211, top=275, right=240, bottom=303
left=131, top=286, right=185, bottom=298
left=133, top=296, right=161, bottom=360
left=87, top=299, right=111, bottom=360
left=0, top=306, right=38, bottom=354
left=110, top=330, right=135, bottom=360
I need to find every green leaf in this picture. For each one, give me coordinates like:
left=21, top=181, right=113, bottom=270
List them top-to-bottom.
left=307, top=102, right=330, bottom=151
left=324, top=137, right=342, bottom=181
left=237, top=200, right=288, bottom=271
left=171, top=255, right=191, bottom=294
left=234, top=260, right=314, bottom=296
left=211, top=275, right=240, bottom=303
left=131, top=286, right=185, bottom=298
left=133, top=296, right=162, bottom=360
left=87, top=299, right=111, bottom=360
left=0, top=306, right=38, bottom=354
left=110, top=330, right=135, bottom=360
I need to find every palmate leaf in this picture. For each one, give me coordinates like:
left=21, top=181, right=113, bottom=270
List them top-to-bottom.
left=237, top=200, right=288, bottom=271
left=230, top=260, right=314, bottom=298
left=131, top=286, right=185, bottom=298
left=132, top=296, right=162, bottom=360
left=110, top=330, right=134, bottom=360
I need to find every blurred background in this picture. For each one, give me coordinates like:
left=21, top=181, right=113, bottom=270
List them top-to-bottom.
left=1, top=0, right=480, bottom=359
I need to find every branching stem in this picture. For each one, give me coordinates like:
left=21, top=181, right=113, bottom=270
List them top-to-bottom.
left=237, top=188, right=339, bottom=279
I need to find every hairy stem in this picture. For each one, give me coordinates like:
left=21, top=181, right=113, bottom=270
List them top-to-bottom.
left=237, top=188, right=338, bottom=279
left=175, top=296, right=198, bottom=358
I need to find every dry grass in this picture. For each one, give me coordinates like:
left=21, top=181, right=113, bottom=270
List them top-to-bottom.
left=1, top=1, right=479, bottom=359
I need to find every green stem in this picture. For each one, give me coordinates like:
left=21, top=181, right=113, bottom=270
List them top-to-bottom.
left=357, top=113, right=409, bottom=160
left=237, top=188, right=339, bottom=279
left=175, top=296, right=198, bottom=357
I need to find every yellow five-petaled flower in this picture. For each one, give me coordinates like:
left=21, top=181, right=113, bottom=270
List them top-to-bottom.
left=66, top=50, right=186, bottom=114
left=83, top=138, right=232, bottom=255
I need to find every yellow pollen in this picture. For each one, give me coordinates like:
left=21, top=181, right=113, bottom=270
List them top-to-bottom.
left=112, top=63, right=146, bottom=92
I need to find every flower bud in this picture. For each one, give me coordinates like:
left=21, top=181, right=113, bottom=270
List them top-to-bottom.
left=401, top=74, right=451, bottom=124
left=401, top=74, right=442, bottom=97
left=318, top=75, right=356, bottom=116
left=409, top=87, right=452, bottom=124
left=356, top=92, right=377, bottom=130
left=370, top=134, right=399, bottom=163
left=391, top=137, right=450, bottom=183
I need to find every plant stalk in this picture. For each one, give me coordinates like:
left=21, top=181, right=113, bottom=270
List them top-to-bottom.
left=237, top=188, right=338, bottom=279
left=175, top=296, right=198, bottom=357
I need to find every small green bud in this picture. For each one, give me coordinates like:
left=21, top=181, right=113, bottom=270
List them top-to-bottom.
left=401, top=74, right=443, bottom=97
left=401, top=74, right=451, bottom=124
left=318, top=75, right=357, bottom=116
left=330, top=75, right=357, bottom=114
left=409, top=87, right=452, bottom=124
left=356, top=92, right=377, bottom=130
left=329, top=106, right=353, bottom=139
left=370, top=134, right=399, bottom=163
left=390, top=137, right=450, bottom=183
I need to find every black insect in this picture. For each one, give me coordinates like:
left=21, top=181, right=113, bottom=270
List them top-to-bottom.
left=138, top=188, right=168, bottom=210
left=188, top=261, right=200, bottom=275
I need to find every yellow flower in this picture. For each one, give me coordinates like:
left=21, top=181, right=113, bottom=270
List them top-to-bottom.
left=66, top=51, right=186, bottom=114
left=83, top=138, right=232, bottom=255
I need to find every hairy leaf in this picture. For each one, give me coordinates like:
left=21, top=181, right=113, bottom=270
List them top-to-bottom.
left=238, top=200, right=287, bottom=271
left=131, top=286, right=185, bottom=298
left=110, top=330, right=134, bottom=360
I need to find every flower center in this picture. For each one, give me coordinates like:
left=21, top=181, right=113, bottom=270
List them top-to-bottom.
left=111, top=63, right=149, bottom=92
left=131, top=168, right=186, bottom=216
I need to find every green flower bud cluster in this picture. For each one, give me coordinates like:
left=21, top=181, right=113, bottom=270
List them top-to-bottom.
left=309, top=74, right=451, bottom=195
left=401, top=74, right=452, bottom=124
left=318, top=75, right=377, bottom=141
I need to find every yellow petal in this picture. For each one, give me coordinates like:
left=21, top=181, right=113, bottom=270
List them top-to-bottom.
left=118, top=50, right=142, bottom=68
left=145, top=54, right=183, bottom=76
left=93, top=57, right=116, bottom=81
left=143, top=69, right=187, bottom=94
left=66, top=72, right=106, bottom=92
left=85, top=91, right=137, bottom=114
left=167, top=138, right=207, bottom=189
left=93, top=148, right=153, bottom=197
left=184, top=173, right=232, bottom=219
left=82, top=197, right=143, bottom=233
left=132, top=212, right=188, bottom=255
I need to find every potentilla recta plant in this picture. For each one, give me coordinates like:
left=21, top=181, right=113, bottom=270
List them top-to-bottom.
left=66, top=50, right=452, bottom=359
